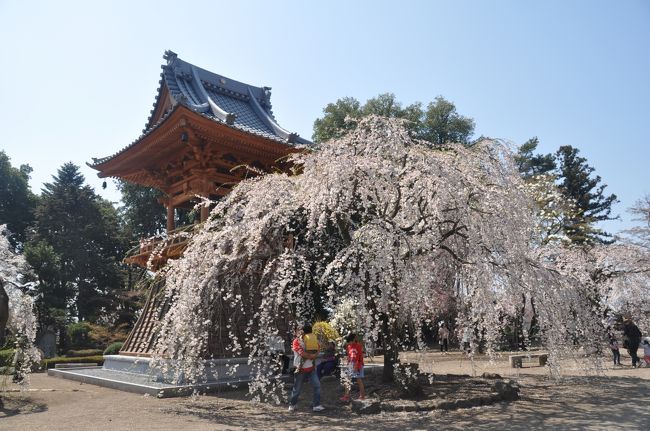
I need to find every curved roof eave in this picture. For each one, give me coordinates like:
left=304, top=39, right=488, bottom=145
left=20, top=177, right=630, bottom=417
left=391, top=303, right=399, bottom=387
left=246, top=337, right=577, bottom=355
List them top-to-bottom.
left=89, top=51, right=312, bottom=171
left=89, top=104, right=183, bottom=168
left=89, top=105, right=300, bottom=171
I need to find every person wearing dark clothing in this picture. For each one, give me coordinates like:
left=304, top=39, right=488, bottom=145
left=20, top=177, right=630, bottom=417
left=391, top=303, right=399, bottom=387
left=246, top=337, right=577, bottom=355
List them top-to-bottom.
left=622, top=318, right=642, bottom=368
left=438, top=324, right=450, bottom=353
left=316, top=341, right=338, bottom=380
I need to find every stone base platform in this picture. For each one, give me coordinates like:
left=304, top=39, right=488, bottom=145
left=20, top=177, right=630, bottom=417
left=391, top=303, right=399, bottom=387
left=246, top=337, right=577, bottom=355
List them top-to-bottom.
left=48, top=355, right=254, bottom=398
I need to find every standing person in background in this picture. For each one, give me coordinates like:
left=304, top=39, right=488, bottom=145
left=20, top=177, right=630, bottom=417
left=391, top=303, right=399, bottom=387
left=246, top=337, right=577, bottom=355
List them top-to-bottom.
left=622, top=317, right=642, bottom=368
left=438, top=322, right=450, bottom=353
left=288, top=324, right=325, bottom=412
left=461, top=327, right=471, bottom=354
left=608, top=332, right=621, bottom=367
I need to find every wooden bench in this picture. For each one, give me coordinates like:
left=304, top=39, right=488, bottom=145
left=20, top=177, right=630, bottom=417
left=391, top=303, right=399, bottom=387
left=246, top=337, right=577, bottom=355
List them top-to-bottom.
left=509, top=353, right=548, bottom=368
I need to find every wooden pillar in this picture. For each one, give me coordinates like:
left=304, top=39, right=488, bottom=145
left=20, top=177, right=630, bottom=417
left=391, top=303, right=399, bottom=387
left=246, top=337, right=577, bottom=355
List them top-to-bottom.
left=196, top=176, right=213, bottom=223
left=200, top=202, right=209, bottom=222
left=166, top=204, right=175, bottom=232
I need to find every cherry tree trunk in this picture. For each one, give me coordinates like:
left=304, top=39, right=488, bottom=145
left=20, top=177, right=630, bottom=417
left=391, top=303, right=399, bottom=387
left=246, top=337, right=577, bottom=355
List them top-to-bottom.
left=381, top=308, right=400, bottom=383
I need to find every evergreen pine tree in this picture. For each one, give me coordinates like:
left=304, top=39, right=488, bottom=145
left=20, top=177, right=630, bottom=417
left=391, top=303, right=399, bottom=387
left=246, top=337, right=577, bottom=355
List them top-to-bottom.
left=514, top=137, right=556, bottom=178
left=555, top=146, right=618, bottom=244
left=27, top=163, right=125, bottom=322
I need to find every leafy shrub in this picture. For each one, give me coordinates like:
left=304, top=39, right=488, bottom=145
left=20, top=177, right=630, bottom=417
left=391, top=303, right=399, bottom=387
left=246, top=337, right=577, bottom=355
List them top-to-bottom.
left=313, top=321, right=340, bottom=342
left=64, top=322, right=132, bottom=350
left=66, top=322, right=92, bottom=347
left=87, top=323, right=128, bottom=347
left=103, top=342, right=123, bottom=356
left=0, top=349, right=15, bottom=367
left=66, top=349, right=103, bottom=357
left=41, top=355, right=104, bottom=369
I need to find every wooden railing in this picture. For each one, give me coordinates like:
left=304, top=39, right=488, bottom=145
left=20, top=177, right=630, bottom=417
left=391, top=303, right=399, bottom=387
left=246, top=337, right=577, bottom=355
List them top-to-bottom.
left=124, top=224, right=199, bottom=269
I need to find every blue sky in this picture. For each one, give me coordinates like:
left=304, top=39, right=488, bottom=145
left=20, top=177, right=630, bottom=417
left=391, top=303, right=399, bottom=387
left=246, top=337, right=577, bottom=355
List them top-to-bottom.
left=1, top=0, right=648, bottom=234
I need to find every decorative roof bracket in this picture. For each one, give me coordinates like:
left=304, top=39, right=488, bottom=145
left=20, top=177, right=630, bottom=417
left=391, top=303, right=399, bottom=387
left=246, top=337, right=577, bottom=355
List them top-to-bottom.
left=191, top=65, right=236, bottom=125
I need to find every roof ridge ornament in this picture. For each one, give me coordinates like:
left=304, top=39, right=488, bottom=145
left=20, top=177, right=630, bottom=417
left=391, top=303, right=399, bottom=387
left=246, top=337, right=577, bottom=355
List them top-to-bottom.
left=163, top=50, right=178, bottom=64
left=261, top=86, right=272, bottom=109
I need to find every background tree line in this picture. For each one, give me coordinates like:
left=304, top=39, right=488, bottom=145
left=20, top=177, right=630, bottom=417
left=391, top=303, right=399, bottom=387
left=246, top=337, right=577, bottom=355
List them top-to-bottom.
left=313, top=92, right=619, bottom=244
left=0, top=154, right=160, bottom=352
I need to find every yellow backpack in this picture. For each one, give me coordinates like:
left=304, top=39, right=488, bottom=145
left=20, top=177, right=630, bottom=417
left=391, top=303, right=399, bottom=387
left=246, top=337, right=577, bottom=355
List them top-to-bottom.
left=303, top=333, right=319, bottom=352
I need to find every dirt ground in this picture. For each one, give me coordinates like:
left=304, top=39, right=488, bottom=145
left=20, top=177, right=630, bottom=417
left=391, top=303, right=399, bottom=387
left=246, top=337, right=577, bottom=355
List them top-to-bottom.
left=2, top=350, right=650, bottom=431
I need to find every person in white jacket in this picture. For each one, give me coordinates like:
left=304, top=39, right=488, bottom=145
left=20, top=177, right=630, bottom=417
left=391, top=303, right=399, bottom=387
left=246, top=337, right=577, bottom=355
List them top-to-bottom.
left=641, top=338, right=650, bottom=368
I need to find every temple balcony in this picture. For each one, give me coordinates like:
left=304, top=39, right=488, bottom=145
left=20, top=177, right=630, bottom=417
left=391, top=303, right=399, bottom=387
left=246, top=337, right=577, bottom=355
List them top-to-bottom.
left=124, top=224, right=199, bottom=270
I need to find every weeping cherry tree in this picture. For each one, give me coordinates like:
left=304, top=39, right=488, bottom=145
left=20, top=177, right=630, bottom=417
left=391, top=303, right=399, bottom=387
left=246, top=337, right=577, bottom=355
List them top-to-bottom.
left=152, top=116, right=649, bottom=400
left=0, top=225, right=40, bottom=385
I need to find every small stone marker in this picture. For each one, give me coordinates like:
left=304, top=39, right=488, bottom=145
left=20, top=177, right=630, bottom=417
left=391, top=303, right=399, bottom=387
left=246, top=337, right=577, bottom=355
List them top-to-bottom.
left=37, top=327, right=57, bottom=359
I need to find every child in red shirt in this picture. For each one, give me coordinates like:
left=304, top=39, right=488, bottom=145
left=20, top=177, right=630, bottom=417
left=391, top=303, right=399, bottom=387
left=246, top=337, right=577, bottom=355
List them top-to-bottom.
left=340, top=333, right=365, bottom=401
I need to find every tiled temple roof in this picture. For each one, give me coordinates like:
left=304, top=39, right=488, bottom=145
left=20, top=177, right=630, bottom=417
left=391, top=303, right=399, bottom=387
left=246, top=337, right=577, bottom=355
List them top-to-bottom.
left=90, top=50, right=310, bottom=167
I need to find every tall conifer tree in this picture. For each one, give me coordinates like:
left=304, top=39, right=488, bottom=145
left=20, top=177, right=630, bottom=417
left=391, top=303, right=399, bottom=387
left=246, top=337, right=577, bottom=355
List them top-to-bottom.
left=555, top=146, right=618, bottom=244
left=27, top=163, right=125, bottom=322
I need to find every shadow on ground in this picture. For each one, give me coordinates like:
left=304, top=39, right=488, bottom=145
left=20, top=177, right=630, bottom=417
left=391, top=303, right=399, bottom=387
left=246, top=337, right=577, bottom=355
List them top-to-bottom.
left=161, top=374, right=650, bottom=431
left=444, top=375, right=649, bottom=431
left=0, top=394, right=48, bottom=418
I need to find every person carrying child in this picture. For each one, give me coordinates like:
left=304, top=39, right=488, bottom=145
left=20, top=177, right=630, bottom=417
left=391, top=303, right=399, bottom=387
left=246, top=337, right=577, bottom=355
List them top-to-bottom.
left=622, top=317, right=642, bottom=368
left=288, top=324, right=325, bottom=412
left=340, top=333, right=365, bottom=402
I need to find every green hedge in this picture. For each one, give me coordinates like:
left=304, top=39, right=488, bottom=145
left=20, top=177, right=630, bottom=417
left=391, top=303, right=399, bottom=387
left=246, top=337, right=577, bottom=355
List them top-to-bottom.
left=0, top=349, right=16, bottom=367
left=66, top=349, right=103, bottom=357
left=41, top=355, right=104, bottom=369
